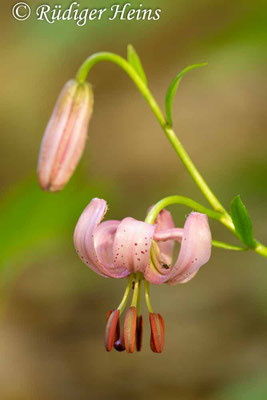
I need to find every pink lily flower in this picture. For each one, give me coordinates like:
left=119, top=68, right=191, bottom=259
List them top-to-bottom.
left=74, top=198, right=212, bottom=353
left=74, top=198, right=211, bottom=284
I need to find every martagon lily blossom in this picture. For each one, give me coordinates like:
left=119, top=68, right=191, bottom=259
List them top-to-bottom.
left=36, top=46, right=267, bottom=357
left=74, top=197, right=212, bottom=353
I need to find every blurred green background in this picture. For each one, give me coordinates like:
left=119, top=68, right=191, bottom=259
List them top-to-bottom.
left=1, top=0, right=267, bottom=399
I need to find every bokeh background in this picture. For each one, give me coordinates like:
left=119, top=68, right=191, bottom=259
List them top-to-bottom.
left=1, top=0, right=267, bottom=399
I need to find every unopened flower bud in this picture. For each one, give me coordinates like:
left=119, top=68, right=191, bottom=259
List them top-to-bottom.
left=38, top=79, right=93, bottom=192
left=124, top=307, right=137, bottom=354
left=104, top=309, right=120, bottom=352
left=149, top=313, right=165, bottom=353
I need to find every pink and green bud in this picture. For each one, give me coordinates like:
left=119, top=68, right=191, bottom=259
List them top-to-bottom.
left=38, top=79, right=93, bottom=192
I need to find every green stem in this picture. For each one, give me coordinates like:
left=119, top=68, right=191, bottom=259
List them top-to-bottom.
left=77, top=51, right=267, bottom=259
left=76, top=52, right=228, bottom=215
left=145, top=195, right=234, bottom=232
left=145, top=195, right=246, bottom=252
left=212, top=240, right=247, bottom=252
left=255, top=242, right=267, bottom=257
left=130, top=273, right=142, bottom=307
left=117, top=274, right=133, bottom=313
left=137, top=279, right=142, bottom=316
left=144, top=280, right=153, bottom=313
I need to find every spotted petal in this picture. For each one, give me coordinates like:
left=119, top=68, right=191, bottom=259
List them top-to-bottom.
left=73, top=198, right=128, bottom=278
left=154, top=209, right=177, bottom=266
left=166, top=212, right=212, bottom=285
left=113, top=217, right=155, bottom=274
left=144, top=227, right=184, bottom=285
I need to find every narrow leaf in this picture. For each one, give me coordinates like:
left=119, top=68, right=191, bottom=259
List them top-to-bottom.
left=127, top=44, right=148, bottom=86
left=165, top=63, right=207, bottom=126
left=230, top=195, right=256, bottom=248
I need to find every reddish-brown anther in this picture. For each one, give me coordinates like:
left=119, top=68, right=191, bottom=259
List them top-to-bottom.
left=124, top=307, right=137, bottom=354
left=105, top=309, right=120, bottom=352
left=149, top=313, right=165, bottom=353
left=136, top=315, right=144, bottom=352
left=114, top=333, right=125, bottom=352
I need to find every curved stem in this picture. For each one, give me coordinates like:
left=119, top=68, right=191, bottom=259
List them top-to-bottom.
left=77, top=51, right=267, bottom=258
left=76, top=52, right=228, bottom=215
left=77, top=52, right=165, bottom=127
left=145, top=195, right=234, bottom=231
left=145, top=195, right=246, bottom=252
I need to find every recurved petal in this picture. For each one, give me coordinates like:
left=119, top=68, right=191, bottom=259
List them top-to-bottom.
left=74, top=198, right=128, bottom=278
left=154, top=209, right=176, bottom=266
left=166, top=212, right=212, bottom=285
left=94, top=220, right=130, bottom=278
left=144, top=227, right=183, bottom=285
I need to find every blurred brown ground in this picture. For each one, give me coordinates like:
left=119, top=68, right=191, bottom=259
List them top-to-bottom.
left=0, top=0, right=267, bottom=399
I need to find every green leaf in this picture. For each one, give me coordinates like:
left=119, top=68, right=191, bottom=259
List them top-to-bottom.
left=127, top=44, right=148, bottom=86
left=165, top=63, right=207, bottom=127
left=0, top=174, right=117, bottom=273
left=230, top=195, right=256, bottom=248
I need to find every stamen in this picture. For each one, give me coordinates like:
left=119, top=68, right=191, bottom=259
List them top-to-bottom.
left=123, top=273, right=142, bottom=353
left=137, top=278, right=142, bottom=317
left=124, top=307, right=137, bottom=353
left=104, top=309, right=120, bottom=352
left=149, top=313, right=165, bottom=353
left=136, top=315, right=144, bottom=352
